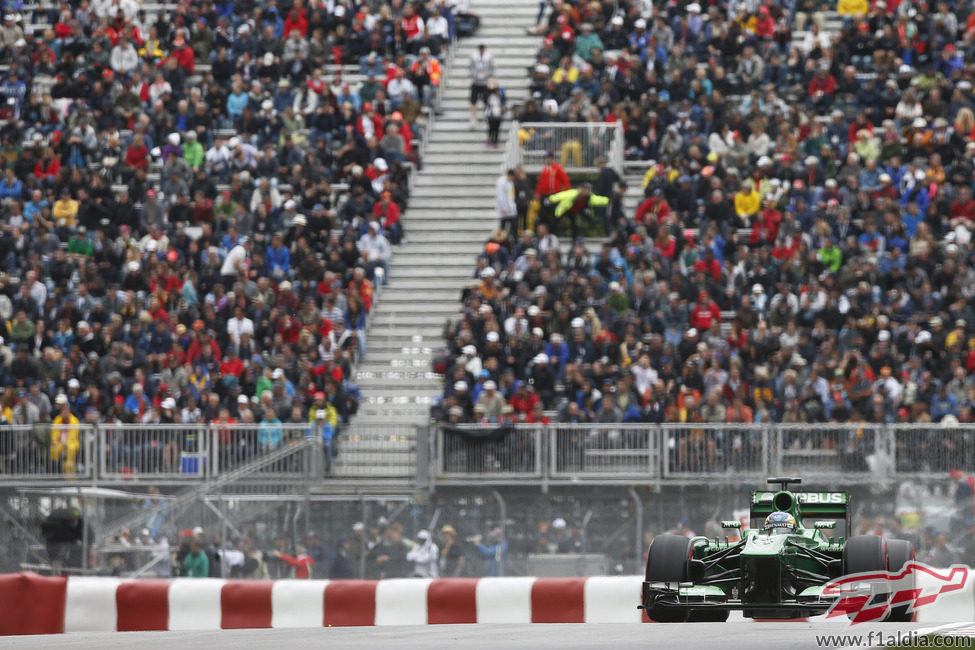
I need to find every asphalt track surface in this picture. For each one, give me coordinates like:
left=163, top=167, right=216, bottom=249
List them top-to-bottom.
left=3, top=622, right=936, bottom=649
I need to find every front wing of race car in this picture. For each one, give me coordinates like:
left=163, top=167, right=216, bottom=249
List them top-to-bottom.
left=640, top=581, right=839, bottom=619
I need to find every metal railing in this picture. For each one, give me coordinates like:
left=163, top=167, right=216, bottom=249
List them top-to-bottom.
left=503, top=121, right=625, bottom=174
left=9, top=421, right=973, bottom=487
left=431, top=422, right=975, bottom=485
left=0, top=423, right=413, bottom=485
left=100, top=423, right=208, bottom=480
left=552, top=423, right=661, bottom=479
left=0, top=424, right=96, bottom=479
left=438, top=424, right=543, bottom=479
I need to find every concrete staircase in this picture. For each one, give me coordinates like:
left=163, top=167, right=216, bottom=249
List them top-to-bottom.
left=341, top=1, right=540, bottom=471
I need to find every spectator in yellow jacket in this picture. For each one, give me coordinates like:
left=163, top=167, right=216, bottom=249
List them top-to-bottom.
left=837, top=0, right=868, bottom=16
left=138, top=27, right=167, bottom=61
left=734, top=179, right=761, bottom=224
left=548, top=183, right=610, bottom=239
left=52, top=187, right=78, bottom=230
left=306, top=391, right=338, bottom=428
left=51, top=394, right=81, bottom=475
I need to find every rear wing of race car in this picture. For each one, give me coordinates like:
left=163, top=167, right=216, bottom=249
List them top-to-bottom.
left=750, top=489, right=851, bottom=534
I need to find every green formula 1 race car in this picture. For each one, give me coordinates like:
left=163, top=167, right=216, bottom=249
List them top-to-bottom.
left=641, top=477, right=916, bottom=622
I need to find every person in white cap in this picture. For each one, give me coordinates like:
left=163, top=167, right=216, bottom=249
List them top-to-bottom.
left=0, top=14, right=23, bottom=50
left=602, top=14, right=630, bottom=50
left=751, top=283, right=768, bottom=313
left=544, top=332, right=569, bottom=380
left=456, top=342, right=479, bottom=377
left=528, top=351, right=556, bottom=406
left=450, top=379, right=473, bottom=421
left=475, top=379, right=506, bottom=420
left=235, top=393, right=251, bottom=419
left=550, top=517, right=568, bottom=551
left=407, top=529, right=440, bottom=578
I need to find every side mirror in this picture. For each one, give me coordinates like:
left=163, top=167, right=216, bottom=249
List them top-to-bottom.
left=721, top=520, right=742, bottom=529
left=814, top=521, right=837, bottom=530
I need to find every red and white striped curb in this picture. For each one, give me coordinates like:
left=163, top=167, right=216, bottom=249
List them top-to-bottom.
left=1, top=570, right=969, bottom=635
left=0, top=573, right=650, bottom=634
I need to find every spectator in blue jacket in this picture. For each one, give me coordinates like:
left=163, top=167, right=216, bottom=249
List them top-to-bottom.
left=0, top=168, right=22, bottom=200
left=266, top=232, right=291, bottom=279
left=543, top=333, right=570, bottom=381
left=932, top=385, right=960, bottom=422
left=258, top=411, right=283, bottom=449
left=475, top=528, right=508, bottom=577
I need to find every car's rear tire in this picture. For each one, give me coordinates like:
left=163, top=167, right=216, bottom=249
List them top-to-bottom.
left=644, top=534, right=691, bottom=622
left=843, top=534, right=887, bottom=574
left=842, top=535, right=888, bottom=621
left=886, top=539, right=915, bottom=623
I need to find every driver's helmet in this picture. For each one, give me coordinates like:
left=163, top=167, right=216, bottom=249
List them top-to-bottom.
left=763, top=511, right=797, bottom=535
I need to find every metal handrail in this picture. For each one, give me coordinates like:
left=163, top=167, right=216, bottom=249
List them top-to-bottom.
left=432, top=422, right=971, bottom=484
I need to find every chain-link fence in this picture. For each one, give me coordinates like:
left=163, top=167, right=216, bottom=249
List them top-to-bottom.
left=5, top=477, right=974, bottom=580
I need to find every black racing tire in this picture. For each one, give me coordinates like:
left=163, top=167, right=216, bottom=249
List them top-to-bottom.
left=644, top=534, right=691, bottom=623
left=843, top=534, right=887, bottom=574
left=842, top=535, right=888, bottom=622
left=886, top=539, right=915, bottom=623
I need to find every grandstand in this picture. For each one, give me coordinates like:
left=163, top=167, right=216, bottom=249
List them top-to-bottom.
left=1, top=0, right=975, bottom=581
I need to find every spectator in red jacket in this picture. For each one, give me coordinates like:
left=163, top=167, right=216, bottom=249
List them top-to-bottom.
left=400, top=2, right=424, bottom=45
left=283, top=6, right=308, bottom=37
left=754, top=6, right=775, bottom=38
left=166, top=35, right=195, bottom=73
left=808, top=66, right=837, bottom=109
left=124, top=134, right=150, bottom=174
left=34, top=147, right=61, bottom=183
left=534, top=151, right=570, bottom=198
left=950, top=185, right=975, bottom=229
left=373, top=191, right=402, bottom=244
left=635, top=191, right=670, bottom=225
left=750, top=209, right=778, bottom=247
left=772, top=233, right=801, bottom=261
left=692, top=249, right=722, bottom=281
left=690, top=291, right=721, bottom=331
left=186, top=329, right=222, bottom=364
left=219, top=347, right=245, bottom=379
left=509, top=381, right=540, bottom=417
left=524, top=402, right=551, bottom=424
left=273, top=546, right=314, bottom=578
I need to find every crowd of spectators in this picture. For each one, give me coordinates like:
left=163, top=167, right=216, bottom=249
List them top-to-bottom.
left=0, top=0, right=476, bottom=474
left=438, top=0, right=975, bottom=468
left=111, top=510, right=515, bottom=578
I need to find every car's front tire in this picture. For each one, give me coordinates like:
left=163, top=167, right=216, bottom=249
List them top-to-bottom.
left=644, top=534, right=692, bottom=622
